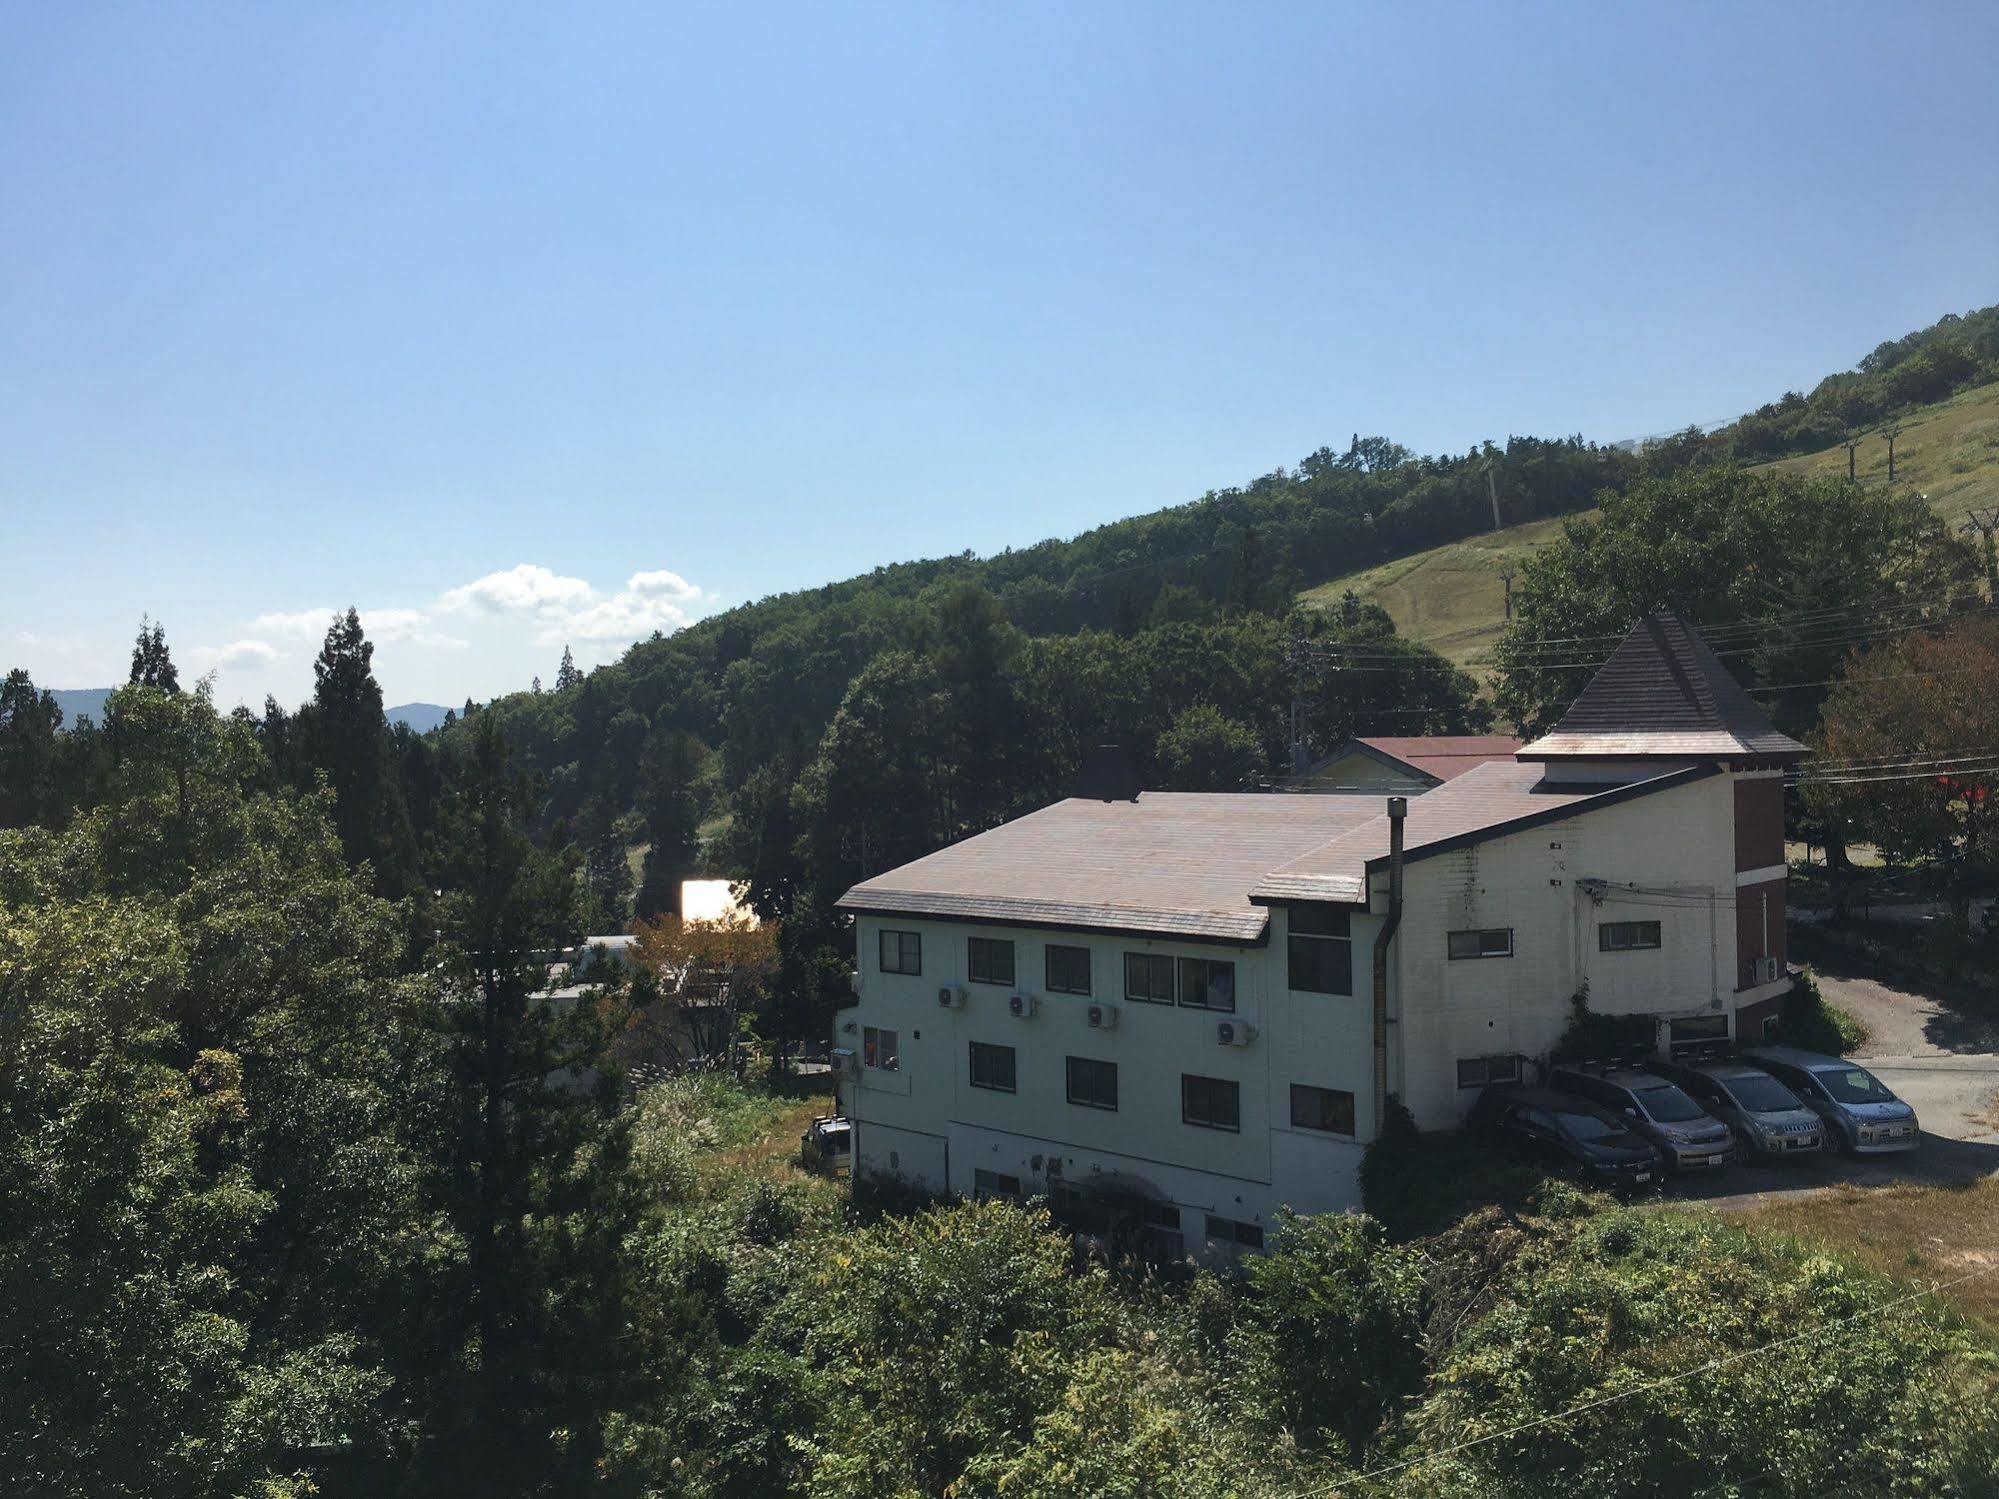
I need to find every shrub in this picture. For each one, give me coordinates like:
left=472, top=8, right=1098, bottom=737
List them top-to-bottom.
left=1772, top=968, right=1866, bottom=1054
left=1361, top=1122, right=1578, bottom=1242
left=1406, top=1210, right=1999, bottom=1496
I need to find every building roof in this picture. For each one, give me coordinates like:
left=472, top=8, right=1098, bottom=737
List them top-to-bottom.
left=1517, top=611, right=1808, bottom=762
left=1351, top=735, right=1524, bottom=783
left=1249, top=759, right=1716, bottom=904
left=837, top=793, right=1387, bottom=944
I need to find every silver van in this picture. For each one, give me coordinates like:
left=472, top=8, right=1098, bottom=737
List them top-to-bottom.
left=1740, top=1047, right=1919, bottom=1154
left=1647, top=1058, right=1824, bottom=1159
left=1545, top=1064, right=1735, bottom=1172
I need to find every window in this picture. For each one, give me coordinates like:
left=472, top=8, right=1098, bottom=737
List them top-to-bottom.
left=1287, top=905, right=1353, bottom=995
left=1599, top=920, right=1662, bottom=952
left=1447, top=927, right=1514, bottom=960
left=879, top=929, right=922, bottom=974
left=968, top=936, right=1015, bottom=986
left=1046, top=944, right=1093, bottom=995
left=1124, top=951, right=1175, bottom=1004
left=1177, top=956, right=1237, bottom=1012
left=1668, top=1014, right=1729, bottom=1058
left=862, top=1026, right=900, bottom=1071
left=969, top=1040, right=1017, bottom=1093
left=1455, top=1053, right=1520, bottom=1089
left=1065, top=1055, right=1118, bottom=1110
left=1181, top=1073, right=1241, bottom=1131
left=1290, top=1084, right=1357, bottom=1135
left=973, top=1169, right=1022, bottom=1199
left=1141, top=1201, right=1181, bottom=1231
left=1205, top=1215, right=1264, bottom=1249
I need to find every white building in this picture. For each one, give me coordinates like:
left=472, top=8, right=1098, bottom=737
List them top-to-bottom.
left=833, top=613, right=1803, bottom=1257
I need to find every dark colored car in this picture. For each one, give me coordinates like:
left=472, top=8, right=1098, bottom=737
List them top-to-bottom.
left=1741, top=1047, right=1920, bottom=1154
left=1646, top=1058, right=1825, bottom=1159
left=1545, top=1064, right=1735, bottom=1172
left=1469, top=1084, right=1664, bottom=1188
left=799, top=1114, right=852, bottom=1172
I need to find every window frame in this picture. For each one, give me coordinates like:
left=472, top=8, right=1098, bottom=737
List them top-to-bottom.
left=1287, top=904, right=1354, bottom=995
left=1598, top=920, right=1663, bottom=952
left=1447, top=927, right=1514, bottom=960
left=879, top=928, right=923, bottom=975
left=967, top=935, right=1016, bottom=987
left=1045, top=943, right=1093, bottom=996
left=1123, top=951, right=1176, bottom=1005
left=1176, top=956, right=1237, bottom=1013
left=862, top=1025, right=900, bottom=1071
left=968, top=1040, right=1017, bottom=1093
left=1455, top=1052, right=1520, bottom=1089
left=1064, top=1054, right=1119, bottom=1111
left=1180, top=1072, right=1242, bottom=1132
left=1289, top=1083, right=1357, bottom=1136
left=973, top=1169, right=1023, bottom=1199
left=1204, top=1214, right=1264, bottom=1249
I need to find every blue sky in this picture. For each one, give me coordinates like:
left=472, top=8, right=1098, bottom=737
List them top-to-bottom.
left=4, top=2, right=1996, bottom=707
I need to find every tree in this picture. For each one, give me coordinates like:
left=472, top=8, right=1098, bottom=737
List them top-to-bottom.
left=1493, top=466, right=1981, bottom=737
left=293, top=609, right=417, bottom=894
left=1806, top=615, right=1999, bottom=932
left=128, top=616, right=181, bottom=692
left=555, top=644, right=582, bottom=692
left=0, top=669, right=64, bottom=827
left=0, top=685, right=437, bottom=1496
left=1154, top=703, right=1264, bottom=790
left=422, top=713, right=639, bottom=1490
left=635, top=725, right=706, bottom=920
left=625, top=908, right=778, bottom=1073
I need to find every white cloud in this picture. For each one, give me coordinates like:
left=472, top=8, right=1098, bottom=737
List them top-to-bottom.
left=437, top=564, right=597, bottom=619
left=557, top=569, right=708, bottom=643
left=247, top=607, right=339, bottom=639
left=189, top=639, right=280, bottom=673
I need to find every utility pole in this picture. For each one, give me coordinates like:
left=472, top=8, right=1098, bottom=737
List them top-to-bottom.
left=1882, top=421, right=1903, bottom=483
left=1842, top=430, right=1860, bottom=482
left=1485, top=462, right=1502, bottom=531
left=1964, top=508, right=1999, bottom=591
left=1500, top=568, right=1516, bottom=620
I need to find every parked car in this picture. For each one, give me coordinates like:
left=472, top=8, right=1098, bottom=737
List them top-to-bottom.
left=1740, top=1047, right=1921, bottom=1154
left=1646, top=1058, right=1825, bottom=1159
left=1545, top=1064, right=1735, bottom=1172
left=1468, top=1084, right=1664, bottom=1189
left=799, top=1114, right=853, bottom=1172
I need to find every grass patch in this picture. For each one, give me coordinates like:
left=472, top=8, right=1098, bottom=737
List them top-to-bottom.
left=1760, top=377, right=1999, bottom=522
left=632, top=1071, right=840, bottom=1207
left=1729, top=1176, right=1999, bottom=1339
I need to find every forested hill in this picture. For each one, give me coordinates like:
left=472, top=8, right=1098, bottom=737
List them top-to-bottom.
left=443, top=299, right=1996, bottom=964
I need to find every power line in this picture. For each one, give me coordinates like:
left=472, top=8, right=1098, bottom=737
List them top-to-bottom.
left=1279, top=1259, right=1999, bottom=1499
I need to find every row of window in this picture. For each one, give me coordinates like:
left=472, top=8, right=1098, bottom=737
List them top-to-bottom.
left=887, top=919, right=1664, bottom=993
left=1447, top=921, right=1662, bottom=960
left=887, top=930, right=1243, bottom=1010
left=961, top=1038, right=1356, bottom=1135
left=969, top=1172, right=1265, bottom=1250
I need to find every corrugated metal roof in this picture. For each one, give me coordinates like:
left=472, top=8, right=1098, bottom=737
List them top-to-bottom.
left=1517, top=611, right=1808, bottom=761
left=1249, top=759, right=1715, bottom=901
left=836, top=793, right=1387, bottom=943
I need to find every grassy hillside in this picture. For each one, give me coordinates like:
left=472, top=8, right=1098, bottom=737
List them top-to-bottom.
left=1762, top=375, right=1999, bottom=517
left=1302, top=377, right=1999, bottom=666
left=1295, top=512, right=1575, bottom=668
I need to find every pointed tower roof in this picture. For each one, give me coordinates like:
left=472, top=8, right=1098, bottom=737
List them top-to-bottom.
left=1516, top=611, right=1808, bottom=762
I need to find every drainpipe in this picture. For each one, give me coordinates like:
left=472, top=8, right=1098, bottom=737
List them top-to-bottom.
left=1372, top=796, right=1407, bottom=1135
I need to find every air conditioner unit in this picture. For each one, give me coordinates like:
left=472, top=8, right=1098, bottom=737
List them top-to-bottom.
left=1751, top=956, right=1782, bottom=985
left=937, top=985, right=966, bottom=1009
left=1008, top=993, right=1039, bottom=1019
left=1087, top=1002, right=1119, bottom=1030
left=1216, top=1020, right=1258, bottom=1048
left=830, top=1047, right=857, bottom=1076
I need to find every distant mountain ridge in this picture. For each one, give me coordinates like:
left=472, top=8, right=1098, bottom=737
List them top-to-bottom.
left=43, top=687, right=455, bottom=736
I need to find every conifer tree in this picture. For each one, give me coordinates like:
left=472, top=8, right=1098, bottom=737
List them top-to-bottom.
left=127, top=616, right=181, bottom=692
left=555, top=644, right=581, bottom=691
